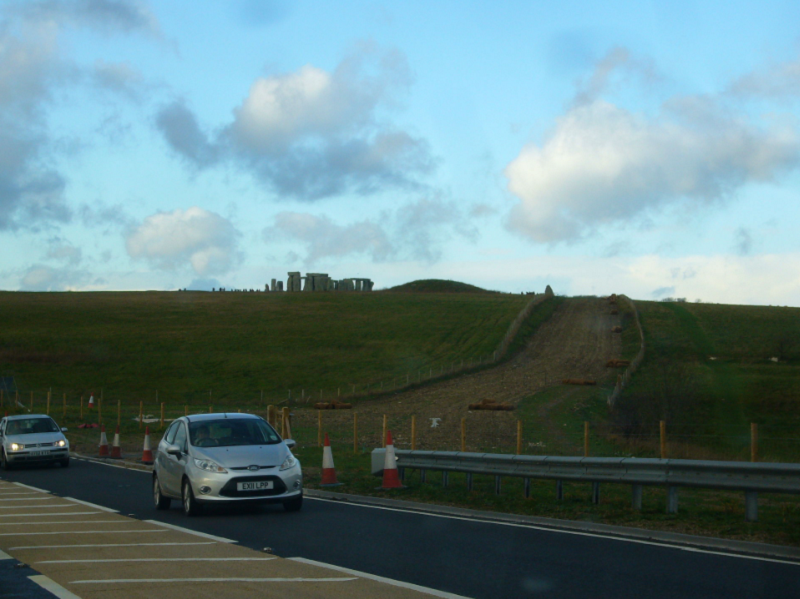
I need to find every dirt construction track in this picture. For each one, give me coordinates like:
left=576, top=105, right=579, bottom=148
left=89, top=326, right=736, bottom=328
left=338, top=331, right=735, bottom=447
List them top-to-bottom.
left=358, top=297, right=622, bottom=450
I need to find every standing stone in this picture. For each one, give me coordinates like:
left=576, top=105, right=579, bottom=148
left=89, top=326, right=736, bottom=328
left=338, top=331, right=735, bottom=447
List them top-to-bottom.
left=271, top=278, right=277, bottom=291
left=277, top=281, right=284, bottom=291
left=545, top=284, right=554, bottom=296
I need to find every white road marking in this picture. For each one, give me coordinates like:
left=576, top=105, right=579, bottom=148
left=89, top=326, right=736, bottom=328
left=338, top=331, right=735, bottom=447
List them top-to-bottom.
left=74, top=457, right=152, bottom=473
left=12, top=483, right=49, bottom=493
left=0, top=492, right=42, bottom=496
left=0, top=497, right=55, bottom=501
left=63, top=497, right=118, bottom=512
left=308, top=498, right=800, bottom=567
left=0, top=505, right=78, bottom=509
left=0, top=512, right=100, bottom=517
left=144, top=519, right=236, bottom=543
left=0, top=520, right=121, bottom=526
left=0, top=529, right=167, bottom=536
left=10, top=542, right=217, bottom=550
left=0, top=549, right=11, bottom=560
left=37, top=557, right=278, bottom=564
left=290, top=557, right=472, bottom=599
left=28, top=575, right=83, bottom=599
left=71, top=577, right=357, bottom=584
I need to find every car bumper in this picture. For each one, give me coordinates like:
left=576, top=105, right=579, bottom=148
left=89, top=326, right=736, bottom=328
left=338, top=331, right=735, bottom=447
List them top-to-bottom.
left=6, top=448, right=69, bottom=464
left=188, top=463, right=303, bottom=504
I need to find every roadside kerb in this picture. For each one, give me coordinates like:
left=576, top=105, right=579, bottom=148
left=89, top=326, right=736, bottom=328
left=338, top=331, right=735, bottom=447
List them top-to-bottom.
left=371, top=449, right=800, bottom=521
left=0, top=479, right=466, bottom=599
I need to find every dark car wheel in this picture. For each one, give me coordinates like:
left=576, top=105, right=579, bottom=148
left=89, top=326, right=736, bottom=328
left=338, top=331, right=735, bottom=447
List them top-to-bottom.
left=0, top=450, right=11, bottom=471
left=153, top=475, right=171, bottom=510
left=182, top=478, right=202, bottom=516
left=283, top=493, right=303, bottom=512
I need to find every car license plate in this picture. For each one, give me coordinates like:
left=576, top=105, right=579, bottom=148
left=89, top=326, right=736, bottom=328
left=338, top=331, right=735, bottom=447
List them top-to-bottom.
left=28, top=451, right=48, bottom=456
left=237, top=481, right=273, bottom=491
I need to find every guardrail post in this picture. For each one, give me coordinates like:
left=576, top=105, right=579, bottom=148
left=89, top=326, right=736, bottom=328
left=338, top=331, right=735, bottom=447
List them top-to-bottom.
left=399, top=467, right=405, bottom=482
left=420, top=469, right=426, bottom=483
left=442, top=471, right=449, bottom=487
left=466, top=473, right=473, bottom=491
left=495, top=476, right=501, bottom=495
left=524, top=478, right=530, bottom=499
left=556, top=480, right=564, bottom=501
left=591, top=482, right=600, bottom=504
left=632, top=484, right=643, bottom=510
left=667, top=486, right=679, bottom=514
left=745, top=491, right=758, bottom=522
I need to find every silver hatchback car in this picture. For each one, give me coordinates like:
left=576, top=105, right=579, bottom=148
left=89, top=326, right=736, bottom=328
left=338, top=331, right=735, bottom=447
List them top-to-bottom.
left=152, top=413, right=302, bottom=516
left=0, top=414, right=70, bottom=470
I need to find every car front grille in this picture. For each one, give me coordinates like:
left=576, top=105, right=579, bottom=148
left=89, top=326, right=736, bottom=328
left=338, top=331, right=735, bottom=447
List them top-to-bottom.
left=219, top=475, right=287, bottom=497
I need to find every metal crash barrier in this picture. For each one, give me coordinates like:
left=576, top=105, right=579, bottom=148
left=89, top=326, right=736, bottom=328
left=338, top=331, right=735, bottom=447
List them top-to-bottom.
left=371, top=449, right=800, bottom=522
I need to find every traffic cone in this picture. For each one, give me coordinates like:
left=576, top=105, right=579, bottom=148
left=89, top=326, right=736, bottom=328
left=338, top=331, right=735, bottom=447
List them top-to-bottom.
left=88, top=393, right=95, bottom=409
left=98, top=425, right=109, bottom=457
left=110, top=426, right=122, bottom=459
left=141, top=427, right=154, bottom=465
left=381, top=430, right=405, bottom=489
left=320, top=433, right=341, bottom=487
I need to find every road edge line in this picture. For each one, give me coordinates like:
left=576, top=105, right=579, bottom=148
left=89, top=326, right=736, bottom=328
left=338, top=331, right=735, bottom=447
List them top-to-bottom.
left=144, top=519, right=236, bottom=543
left=28, top=574, right=83, bottom=599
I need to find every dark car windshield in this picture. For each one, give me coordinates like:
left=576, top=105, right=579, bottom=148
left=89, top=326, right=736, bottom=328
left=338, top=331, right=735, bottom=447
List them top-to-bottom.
left=6, top=418, right=59, bottom=435
left=189, top=418, right=281, bottom=447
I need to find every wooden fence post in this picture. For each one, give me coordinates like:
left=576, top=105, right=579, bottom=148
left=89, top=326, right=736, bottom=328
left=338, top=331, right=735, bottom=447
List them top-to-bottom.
left=160, top=403, right=165, bottom=429
left=281, top=407, right=291, bottom=438
left=318, top=410, right=322, bottom=447
left=353, top=413, right=358, bottom=454
left=382, top=415, right=387, bottom=448
left=411, top=415, right=417, bottom=450
left=461, top=418, right=466, bottom=452
left=516, top=420, right=522, bottom=455
left=660, top=420, right=666, bottom=459
left=584, top=421, right=589, bottom=457
left=751, top=423, right=758, bottom=462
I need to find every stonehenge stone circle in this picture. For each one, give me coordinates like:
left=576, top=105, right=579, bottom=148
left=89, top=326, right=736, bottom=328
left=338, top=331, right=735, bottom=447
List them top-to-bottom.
left=272, top=273, right=373, bottom=293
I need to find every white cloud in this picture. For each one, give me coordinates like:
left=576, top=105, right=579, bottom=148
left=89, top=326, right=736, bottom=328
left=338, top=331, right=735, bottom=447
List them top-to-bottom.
left=157, top=44, right=433, bottom=200
left=729, top=56, right=800, bottom=99
left=505, top=98, right=799, bottom=243
left=265, top=197, right=476, bottom=265
left=125, top=207, right=241, bottom=275
left=45, top=239, right=82, bottom=265
left=19, top=264, right=90, bottom=291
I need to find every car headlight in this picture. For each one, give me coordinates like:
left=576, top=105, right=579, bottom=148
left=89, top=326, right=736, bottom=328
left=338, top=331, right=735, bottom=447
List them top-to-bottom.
left=54, top=440, right=67, bottom=448
left=10, top=443, right=23, bottom=451
left=280, top=454, right=297, bottom=471
left=193, top=458, right=227, bottom=473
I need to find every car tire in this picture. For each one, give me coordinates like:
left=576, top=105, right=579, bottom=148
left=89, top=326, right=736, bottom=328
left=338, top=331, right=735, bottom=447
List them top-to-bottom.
left=0, top=450, right=11, bottom=471
left=60, top=458, right=70, bottom=468
left=153, top=475, right=171, bottom=510
left=182, top=478, right=202, bottom=516
left=283, top=493, right=303, bottom=512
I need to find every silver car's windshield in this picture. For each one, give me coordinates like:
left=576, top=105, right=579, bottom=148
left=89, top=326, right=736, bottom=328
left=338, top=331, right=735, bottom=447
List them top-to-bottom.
left=6, top=418, right=59, bottom=435
left=189, top=419, right=281, bottom=447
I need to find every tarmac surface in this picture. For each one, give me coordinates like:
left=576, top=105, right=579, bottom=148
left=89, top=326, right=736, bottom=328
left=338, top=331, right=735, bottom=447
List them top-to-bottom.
left=1, top=458, right=800, bottom=599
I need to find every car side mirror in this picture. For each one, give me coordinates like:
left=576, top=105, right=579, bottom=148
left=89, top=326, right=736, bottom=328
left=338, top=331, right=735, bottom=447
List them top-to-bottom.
left=61, top=427, right=68, bottom=432
left=284, top=439, right=296, bottom=449
left=166, top=444, right=183, bottom=456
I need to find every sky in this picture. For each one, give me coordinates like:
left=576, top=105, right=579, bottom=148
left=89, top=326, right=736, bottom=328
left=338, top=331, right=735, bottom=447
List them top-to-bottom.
left=2, top=0, right=800, bottom=305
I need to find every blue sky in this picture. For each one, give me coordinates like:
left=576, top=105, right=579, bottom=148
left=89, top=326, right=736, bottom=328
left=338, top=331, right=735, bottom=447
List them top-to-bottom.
left=2, top=0, right=800, bottom=305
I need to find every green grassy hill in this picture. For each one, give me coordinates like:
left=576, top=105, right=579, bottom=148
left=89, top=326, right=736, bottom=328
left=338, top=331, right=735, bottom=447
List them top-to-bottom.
left=387, top=279, right=491, bottom=293
left=0, top=289, right=530, bottom=406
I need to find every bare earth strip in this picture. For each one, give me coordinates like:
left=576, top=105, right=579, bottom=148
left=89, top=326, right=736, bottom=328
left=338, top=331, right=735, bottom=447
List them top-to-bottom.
left=354, top=297, right=621, bottom=451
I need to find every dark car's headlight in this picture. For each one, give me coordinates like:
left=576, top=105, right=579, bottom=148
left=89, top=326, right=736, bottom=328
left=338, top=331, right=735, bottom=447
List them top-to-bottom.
left=54, top=440, right=67, bottom=447
left=10, top=443, right=23, bottom=451
left=280, top=454, right=297, bottom=471
left=193, top=458, right=227, bottom=473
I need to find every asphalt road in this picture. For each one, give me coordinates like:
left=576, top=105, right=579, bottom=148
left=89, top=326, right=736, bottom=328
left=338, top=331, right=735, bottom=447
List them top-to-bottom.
left=2, top=459, right=798, bottom=599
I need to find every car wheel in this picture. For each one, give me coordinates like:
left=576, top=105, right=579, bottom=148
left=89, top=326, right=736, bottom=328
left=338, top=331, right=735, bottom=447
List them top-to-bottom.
left=0, top=450, right=11, bottom=471
left=60, top=458, right=70, bottom=468
left=153, top=475, right=171, bottom=510
left=182, top=478, right=202, bottom=516
left=283, top=493, right=303, bottom=512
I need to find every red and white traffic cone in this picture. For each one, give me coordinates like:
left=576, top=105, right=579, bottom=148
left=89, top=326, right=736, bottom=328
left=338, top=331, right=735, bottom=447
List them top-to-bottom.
left=88, top=393, right=95, bottom=409
left=98, top=425, right=109, bottom=457
left=110, top=426, right=122, bottom=459
left=141, top=427, right=154, bottom=465
left=381, top=430, right=405, bottom=489
left=320, top=433, right=341, bottom=487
